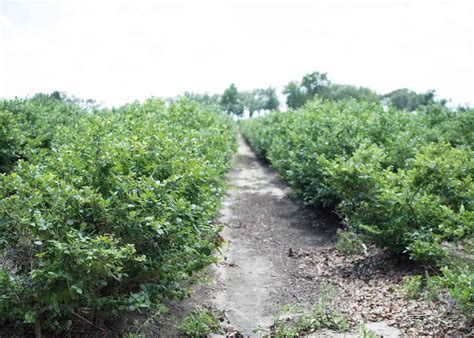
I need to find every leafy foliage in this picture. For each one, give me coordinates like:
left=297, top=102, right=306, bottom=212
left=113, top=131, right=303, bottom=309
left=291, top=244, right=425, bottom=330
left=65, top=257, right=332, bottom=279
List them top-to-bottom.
left=281, top=71, right=447, bottom=110
left=282, top=71, right=379, bottom=109
left=301, top=71, right=330, bottom=98
left=282, top=81, right=308, bottom=109
left=221, top=83, right=244, bottom=118
left=323, top=84, right=379, bottom=103
left=240, top=87, right=280, bottom=117
left=383, top=88, right=440, bottom=111
left=180, top=91, right=221, bottom=108
left=0, top=93, right=86, bottom=173
left=0, top=98, right=236, bottom=333
left=242, top=98, right=473, bottom=314
left=336, top=229, right=364, bottom=256
left=434, top=265, right=473, bottom=318
left=400, top=267, right=473, bottom=320
left=402, top=275, right=423, bottom=300
left=261, top=283, right=350, bottom=337
left=178, top=307, right=224, bottom=336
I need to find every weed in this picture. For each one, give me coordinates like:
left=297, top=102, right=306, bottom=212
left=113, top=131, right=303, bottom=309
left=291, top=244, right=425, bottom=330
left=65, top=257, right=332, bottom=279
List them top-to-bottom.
left=336, top=229, right=364, bottom=256
left=402, top=275, right=423, bottom=300
left=423, top=276, right=443, bottom=302
left=263, top=283, right=350, bottom=337
left=178, top=307, right=225, bottom=337
left=124, top=308, right=167, bottom=338
left=359, top=323, right=379, bottom=338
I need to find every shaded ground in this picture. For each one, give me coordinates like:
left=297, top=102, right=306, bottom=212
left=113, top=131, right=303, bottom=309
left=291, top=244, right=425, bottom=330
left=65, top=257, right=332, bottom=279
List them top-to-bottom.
left=145, top=133, right=471, bottom=337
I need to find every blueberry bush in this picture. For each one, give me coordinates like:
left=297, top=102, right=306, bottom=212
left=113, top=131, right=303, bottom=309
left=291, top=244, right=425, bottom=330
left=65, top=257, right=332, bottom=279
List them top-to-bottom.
left=0, top=93, right=86, bottom=173
left=0, top=97, right=236, bottom=333
left=241, top=99, right=473, bottom=315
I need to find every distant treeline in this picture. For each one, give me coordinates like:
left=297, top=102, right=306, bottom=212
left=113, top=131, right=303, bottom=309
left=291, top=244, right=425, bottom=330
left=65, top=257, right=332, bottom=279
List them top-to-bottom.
left=180, top=71, right=453, bottom=118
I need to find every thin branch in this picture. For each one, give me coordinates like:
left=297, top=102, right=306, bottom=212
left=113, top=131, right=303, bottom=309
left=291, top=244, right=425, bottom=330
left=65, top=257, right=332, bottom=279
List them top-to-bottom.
left=71, top=311, right=107, bottom=335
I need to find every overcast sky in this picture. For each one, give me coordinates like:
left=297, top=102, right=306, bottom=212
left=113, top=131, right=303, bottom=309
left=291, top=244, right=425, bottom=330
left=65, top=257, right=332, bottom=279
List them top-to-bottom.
left=0, top=0, right=473, bottom=107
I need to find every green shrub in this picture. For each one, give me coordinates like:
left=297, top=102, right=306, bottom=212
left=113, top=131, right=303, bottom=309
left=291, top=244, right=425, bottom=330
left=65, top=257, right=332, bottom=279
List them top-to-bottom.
left=0, top=94, right=86, bottom=173
left=0, top=98, right=236, bottom=333
left=241, top=98, right=473, bottom=314
left=243, top=100, right=473, bottom=262
left=329, top=142, right=473, bottom=263
left=336, top=229, right=364, bottom=256
left=435, top=266, right=473, bottom=318
left=400, top=268, right=473, bottom=319
left=402, top=275, right=423, bottom=300
left=265, top=283, right=350, bottom=336
left=178, top=307, right=224, bottom=336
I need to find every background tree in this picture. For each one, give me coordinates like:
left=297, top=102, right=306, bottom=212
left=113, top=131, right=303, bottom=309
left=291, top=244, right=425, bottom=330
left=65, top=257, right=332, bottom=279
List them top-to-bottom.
left=281, top=71, right=450, bottom=113
left=301, top=71, right=330, bottom=97
left=283, top=72, right=331, bottom=109
left=282, top=81, right=307, bottom=109
left=221, top=84, right=244, bottom=118
left=322, top=84, right=380, bottom=103
left=240, top=87, right=280, bottom=117
left=260, top=87, right=280, bottom=111
left=383, top=88, right=439, bottom=111
left=240, top=90, right=261, bottom=118
left=50, top=91, right=63, bottom=101
left=182, top=91, right=221, bottom=106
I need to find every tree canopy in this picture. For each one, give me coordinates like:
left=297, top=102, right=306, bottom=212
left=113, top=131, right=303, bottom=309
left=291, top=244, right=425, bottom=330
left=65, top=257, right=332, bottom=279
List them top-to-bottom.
left=301, top=71, right=330, bottom=97
left=283, top=72, right=331, bottom=109
left=283, top=81, right=307, bottom=109
left=221, top=84, right=244, bottom=118
left=323, top=84, right=380, bottom=103
left=241, top=87, right=280, bottom=117
left=383, top=88, right=440, bottom=111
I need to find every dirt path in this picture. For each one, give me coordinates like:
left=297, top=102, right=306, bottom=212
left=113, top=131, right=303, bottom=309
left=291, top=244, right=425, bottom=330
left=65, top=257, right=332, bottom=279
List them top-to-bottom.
left=149, top=133, right=467, bottom=337
left=209, top=133, right=338, bottom=335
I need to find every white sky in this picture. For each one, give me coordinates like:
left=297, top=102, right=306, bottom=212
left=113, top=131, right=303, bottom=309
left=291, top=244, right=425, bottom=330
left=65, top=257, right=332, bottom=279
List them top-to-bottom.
left=0, top=0, right=473, bottom=107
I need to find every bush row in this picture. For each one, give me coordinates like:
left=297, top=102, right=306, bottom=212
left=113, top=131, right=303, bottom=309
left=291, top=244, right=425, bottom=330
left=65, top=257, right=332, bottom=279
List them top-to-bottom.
left=0, top=93, right=86, bottom=173
left=0, top=98, right=236, bottom=333
left=241, top=99, right=473, bottom=313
